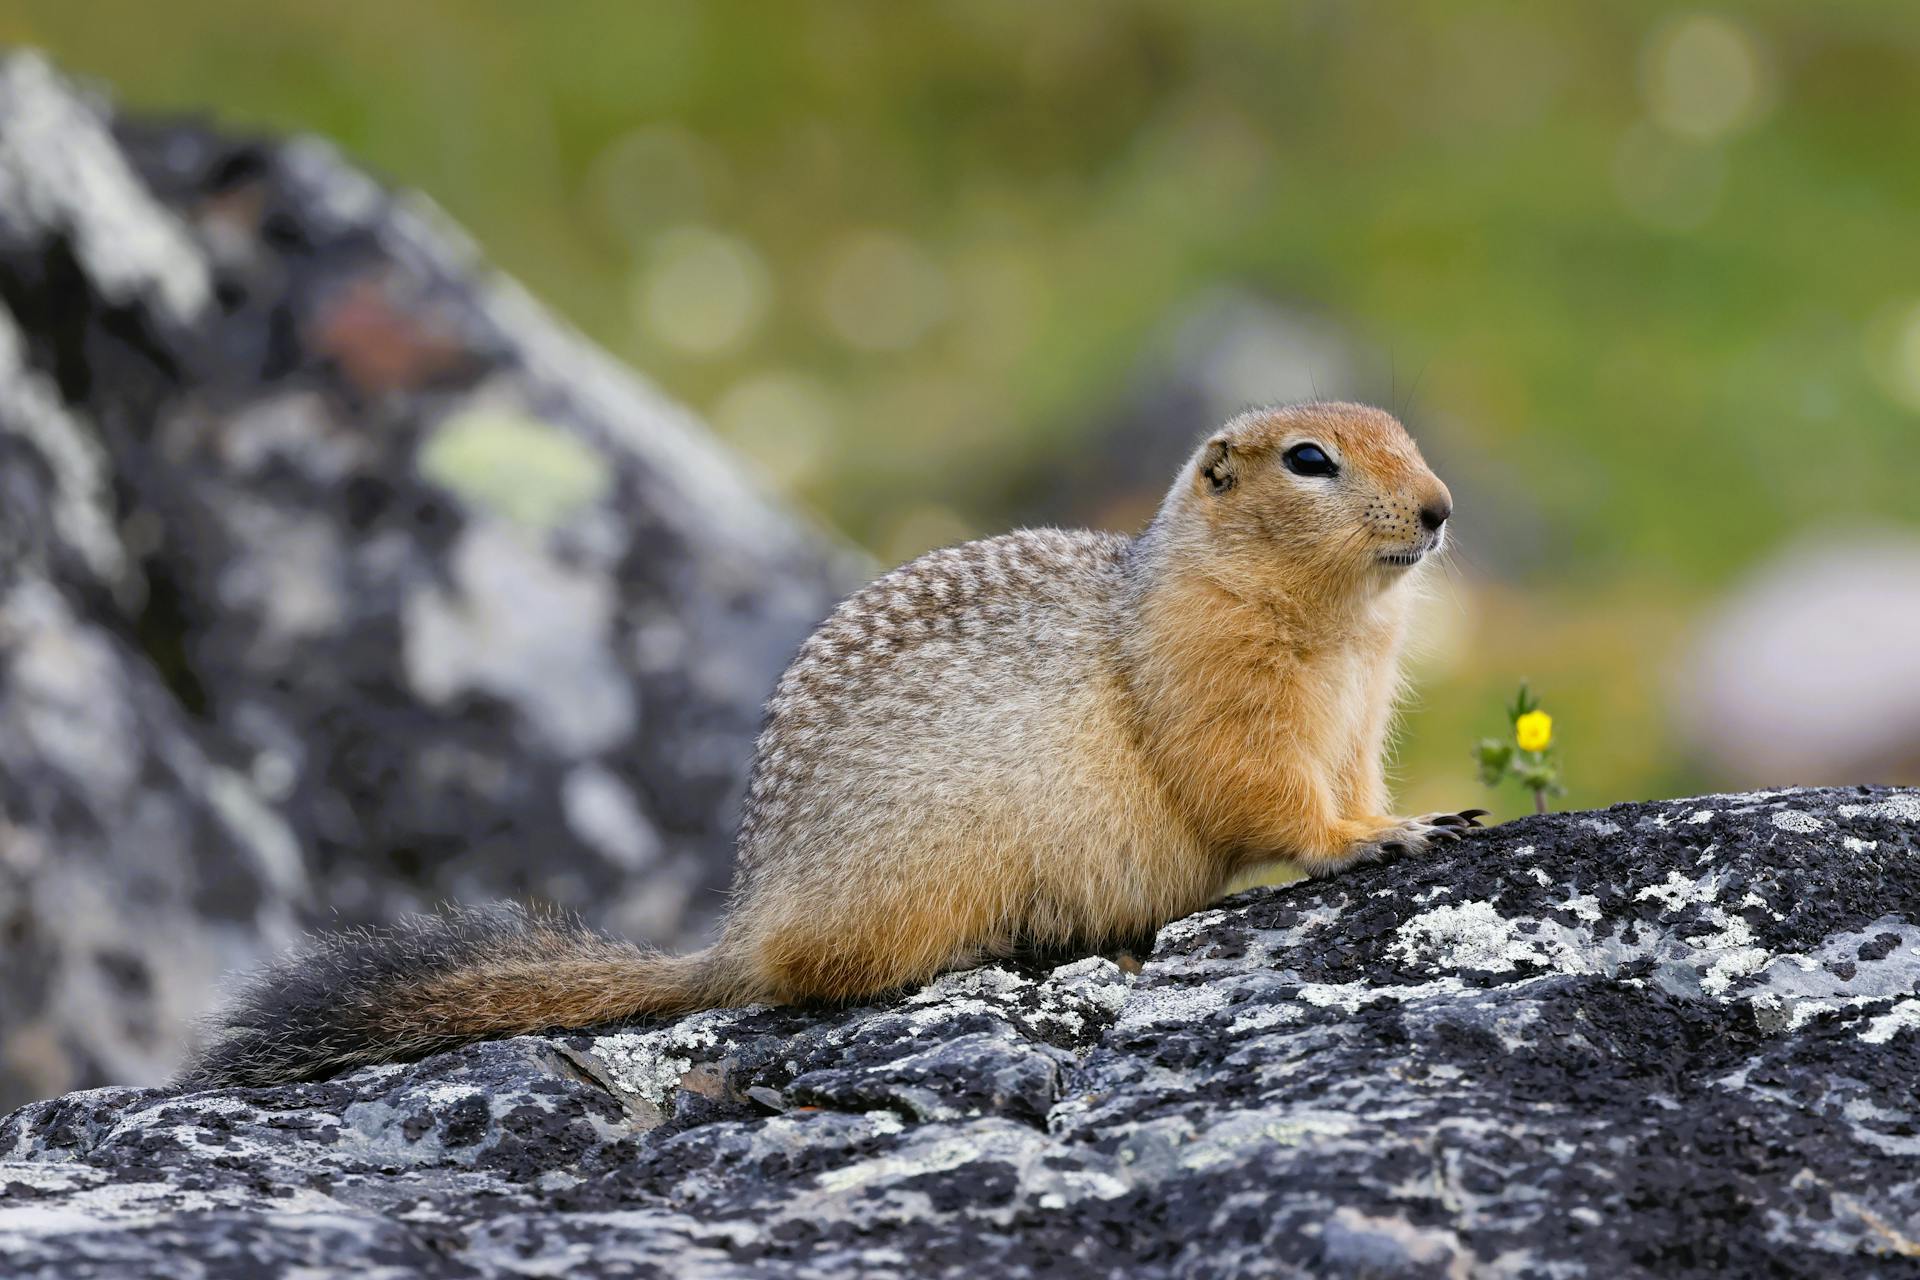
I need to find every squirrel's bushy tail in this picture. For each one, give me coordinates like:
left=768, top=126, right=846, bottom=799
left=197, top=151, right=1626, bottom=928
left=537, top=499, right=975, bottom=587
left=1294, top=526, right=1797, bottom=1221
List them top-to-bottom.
left=185, top=904, right=738, bottom=1088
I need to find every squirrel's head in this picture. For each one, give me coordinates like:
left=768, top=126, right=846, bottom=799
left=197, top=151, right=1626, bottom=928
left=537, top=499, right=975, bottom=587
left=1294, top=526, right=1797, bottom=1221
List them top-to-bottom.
left=1165, top=401, right=1452, bottom=603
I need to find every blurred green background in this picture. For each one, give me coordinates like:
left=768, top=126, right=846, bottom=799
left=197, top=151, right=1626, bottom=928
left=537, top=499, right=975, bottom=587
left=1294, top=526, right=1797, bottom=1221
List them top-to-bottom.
left=10, top=0, right=1920, bottom=818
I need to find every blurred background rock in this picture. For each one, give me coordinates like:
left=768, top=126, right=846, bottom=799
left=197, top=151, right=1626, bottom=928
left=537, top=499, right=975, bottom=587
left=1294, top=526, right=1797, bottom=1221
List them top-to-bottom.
left=1, top=2, right=1918, bottom=1096
left=0, top=51, right=853, bottom=1105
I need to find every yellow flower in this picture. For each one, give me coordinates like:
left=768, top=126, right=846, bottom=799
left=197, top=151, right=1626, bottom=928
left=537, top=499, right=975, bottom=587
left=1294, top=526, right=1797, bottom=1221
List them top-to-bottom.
left=1515, top=710, right=1553, bottom=753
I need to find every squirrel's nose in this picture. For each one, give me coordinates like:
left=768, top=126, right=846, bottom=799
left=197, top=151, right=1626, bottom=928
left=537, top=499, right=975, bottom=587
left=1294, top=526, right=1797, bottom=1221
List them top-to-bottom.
left=1418, top=500, right=1452, bottom=532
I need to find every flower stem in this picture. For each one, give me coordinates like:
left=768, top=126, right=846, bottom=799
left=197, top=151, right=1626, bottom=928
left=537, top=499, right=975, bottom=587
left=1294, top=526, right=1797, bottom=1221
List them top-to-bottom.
left=1533, top=788, right=1548, bottom=815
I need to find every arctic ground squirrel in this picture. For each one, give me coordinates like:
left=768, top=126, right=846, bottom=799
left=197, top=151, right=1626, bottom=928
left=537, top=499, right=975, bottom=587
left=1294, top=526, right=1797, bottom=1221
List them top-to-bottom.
left=191, top=400, right=1483, bottom=1087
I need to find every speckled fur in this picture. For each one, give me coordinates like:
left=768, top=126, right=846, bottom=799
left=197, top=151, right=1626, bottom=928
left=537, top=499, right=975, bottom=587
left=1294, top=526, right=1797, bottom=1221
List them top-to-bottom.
left=192, top=401, right=1475, bottom=1086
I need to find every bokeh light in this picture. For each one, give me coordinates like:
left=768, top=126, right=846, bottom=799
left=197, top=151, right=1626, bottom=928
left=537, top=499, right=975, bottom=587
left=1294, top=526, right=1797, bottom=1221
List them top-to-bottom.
left=1640, top=13, right=1772, bottom=142
left=634, top=226, right=770, bottom=356
left=817, top=230, right=950, bottom=353
left=1870, top=300, right=1920, bottom=413
left=712, top=370, right=838, bottom=488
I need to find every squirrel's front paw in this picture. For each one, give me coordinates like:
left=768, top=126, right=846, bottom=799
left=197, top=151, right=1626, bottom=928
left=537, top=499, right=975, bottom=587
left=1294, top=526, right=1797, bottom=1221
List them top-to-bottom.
left=1343, top=809, right=1488, bottom=867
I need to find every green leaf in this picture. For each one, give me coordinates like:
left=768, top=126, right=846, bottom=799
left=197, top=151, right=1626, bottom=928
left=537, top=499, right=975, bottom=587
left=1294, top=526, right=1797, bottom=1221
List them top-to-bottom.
left=1475, top=739, right=1514, bottom=786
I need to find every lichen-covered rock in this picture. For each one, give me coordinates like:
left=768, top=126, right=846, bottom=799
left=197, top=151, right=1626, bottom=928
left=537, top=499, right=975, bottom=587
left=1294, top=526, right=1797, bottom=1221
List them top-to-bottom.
left=0, top=52, right=856, bottom=1103
left=0, top=237, right=306, bottom=1105
left=4, top=789, right=1916, bottom=1277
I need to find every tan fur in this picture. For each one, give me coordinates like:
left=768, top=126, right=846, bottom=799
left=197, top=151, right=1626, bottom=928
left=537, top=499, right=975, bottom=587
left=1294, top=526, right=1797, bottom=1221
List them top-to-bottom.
left=199, top=401, right=1475, bottom=1084
left=407, top=953, right=721, bottom=1032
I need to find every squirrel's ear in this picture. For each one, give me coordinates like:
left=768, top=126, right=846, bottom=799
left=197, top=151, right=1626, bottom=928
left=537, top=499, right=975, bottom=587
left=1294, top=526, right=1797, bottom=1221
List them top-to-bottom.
left=1200, top=439, right=1236, bottom=494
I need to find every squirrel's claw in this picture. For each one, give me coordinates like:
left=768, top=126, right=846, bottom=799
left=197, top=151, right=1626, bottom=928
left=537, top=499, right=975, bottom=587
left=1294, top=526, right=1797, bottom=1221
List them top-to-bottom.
left=1329, top=808, right=1487, bottom=874
left=1423, top=809, right=1488, bottom=831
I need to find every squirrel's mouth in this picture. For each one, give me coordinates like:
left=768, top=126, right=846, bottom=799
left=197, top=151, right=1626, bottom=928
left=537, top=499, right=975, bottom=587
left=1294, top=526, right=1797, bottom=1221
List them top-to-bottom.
left=1379, top=526, right=1445, bottom=569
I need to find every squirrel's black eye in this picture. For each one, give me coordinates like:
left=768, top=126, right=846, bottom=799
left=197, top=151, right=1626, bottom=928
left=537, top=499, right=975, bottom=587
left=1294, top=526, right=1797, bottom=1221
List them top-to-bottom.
left=1283, top=443, right=1338, bottom=477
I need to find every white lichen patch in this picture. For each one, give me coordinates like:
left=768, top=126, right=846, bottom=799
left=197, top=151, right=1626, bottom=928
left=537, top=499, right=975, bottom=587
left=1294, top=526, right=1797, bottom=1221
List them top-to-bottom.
left=0, top=53, right=211, bottom=323
left=0, top=310, right=125, bottom=583
left=215, top=391, right=365, bottom=480
left=214, top=501, right=348, bottom=645
left=402, top=524, right=635, bottom=757
left=4, top=582, right=137, bottom=802
left=1708, top=789, right=1800, bottom=806
left=1838, top=795, right=1920, bottom=825
left=1687, top=809, right=1717, bottom=825
left=1770, top=810, right=1826, bottom=834
left=1841, top=837, right=1878, bottom=854
left=1628, top=868, right=1787, bottom=997
left=1636, top=870, right=1709, bottom=912
left=1562, top=894, right=1603, bottom=923
left=1390, top=900, right=1596, bottom=975
left=1152, top=908, right=1230, bottom=948
left=1697, top=916, right=1769, bottom=996
left=1696, top=919, right=1920, bottom=1031
left=1042, top=957, right=1132, bottom=1021
left=900, top=960, right=1128, bottom=1042
left=908, top=965, right=1030, bottom=1004
left=1295, top=975, right=1478, bottom=1013
left=1110, top=980, right=1231, bottom=1033
left=1861, top=1000, right=1920, bottom=1046
left=1224, top=1003, right=1303, bottom=1035
left=589, top=1008, right=736, bottom=1112
left=417, top=1083, right=490, bottom=1108
left=863, top=1111, right=906, bottom=1136
left=813, top=1135, right=989, bottom=1196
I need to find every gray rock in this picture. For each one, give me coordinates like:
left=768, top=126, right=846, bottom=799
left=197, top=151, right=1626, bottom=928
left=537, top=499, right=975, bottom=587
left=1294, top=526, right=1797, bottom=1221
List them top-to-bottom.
left=0, top=50, right=858, bottom=1104
left=0, top=247, right=306, bottom=1107
left=4, top=788, right=1917, bottom=1277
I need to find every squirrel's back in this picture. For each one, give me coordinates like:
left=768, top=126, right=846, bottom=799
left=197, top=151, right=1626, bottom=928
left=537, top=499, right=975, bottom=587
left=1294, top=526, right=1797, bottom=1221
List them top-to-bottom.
left=737, top=527, right=1136, bottom=874
left=725, top=528, right=1212, bottom=1002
